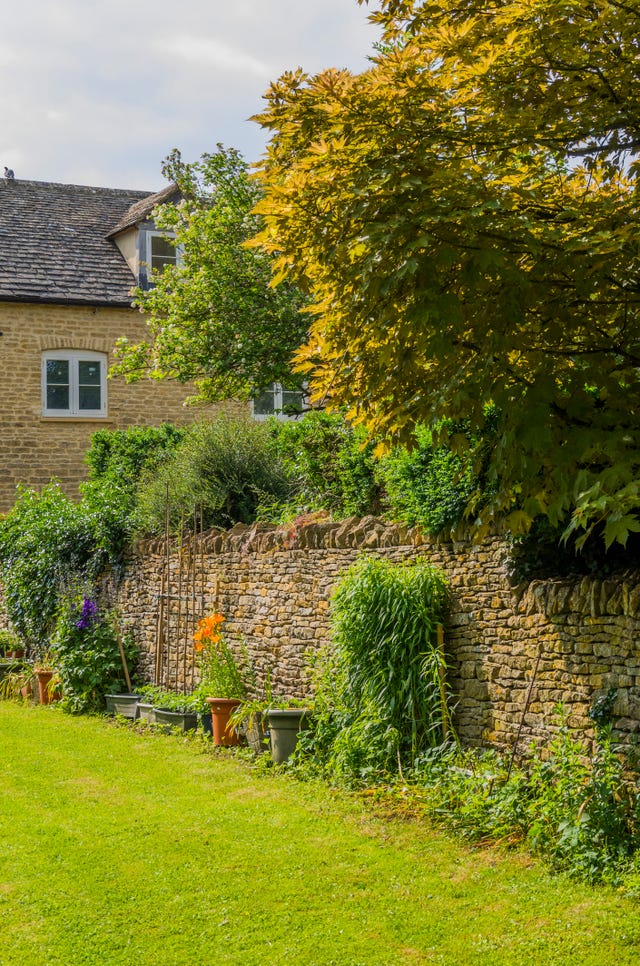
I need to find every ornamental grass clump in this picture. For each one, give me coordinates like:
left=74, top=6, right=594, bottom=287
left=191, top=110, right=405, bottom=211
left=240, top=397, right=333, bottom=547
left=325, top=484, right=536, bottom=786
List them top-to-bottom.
left=298, top=557, right=451, bottom=784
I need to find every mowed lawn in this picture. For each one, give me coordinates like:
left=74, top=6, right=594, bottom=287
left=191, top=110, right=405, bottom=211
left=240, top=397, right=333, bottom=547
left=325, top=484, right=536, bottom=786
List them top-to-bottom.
left=1, top=705, right=640, bottom=966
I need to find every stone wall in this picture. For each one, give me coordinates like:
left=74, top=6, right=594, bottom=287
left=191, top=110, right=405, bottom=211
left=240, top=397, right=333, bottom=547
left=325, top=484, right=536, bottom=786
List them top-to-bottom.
left=0, top=301, right=243, bottom=510
left=112, top=517, right=640, bottom=751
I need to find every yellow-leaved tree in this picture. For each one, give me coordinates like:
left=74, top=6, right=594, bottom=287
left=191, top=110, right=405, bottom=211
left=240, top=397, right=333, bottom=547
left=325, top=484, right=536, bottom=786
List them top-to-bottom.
left=254, top=0, right=640, bottom=547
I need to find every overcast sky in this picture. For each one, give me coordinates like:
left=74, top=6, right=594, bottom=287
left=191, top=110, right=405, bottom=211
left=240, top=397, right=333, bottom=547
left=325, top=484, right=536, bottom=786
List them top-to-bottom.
left=1, top=1, right=379, bottom=190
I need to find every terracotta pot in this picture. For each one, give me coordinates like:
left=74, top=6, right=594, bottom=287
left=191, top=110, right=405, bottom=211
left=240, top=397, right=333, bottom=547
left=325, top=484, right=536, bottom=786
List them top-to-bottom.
left=34, top=668, right=60, bottom=705
left=206, top=697, right=241, bottom=747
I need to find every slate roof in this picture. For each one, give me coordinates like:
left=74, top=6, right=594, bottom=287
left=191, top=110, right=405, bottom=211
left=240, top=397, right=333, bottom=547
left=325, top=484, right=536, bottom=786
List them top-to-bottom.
left=0, top=178, right=164, bottom=307
left=107, top=182, right=179, bottom=238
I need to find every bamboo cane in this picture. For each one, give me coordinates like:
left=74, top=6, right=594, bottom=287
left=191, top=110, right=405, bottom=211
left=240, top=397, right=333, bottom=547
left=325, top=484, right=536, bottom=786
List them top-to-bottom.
left=164, top=485, right=171, bottom=688
left=155, top=571, right=165, bottom=686
left=436, top=624, right=449, bottom=741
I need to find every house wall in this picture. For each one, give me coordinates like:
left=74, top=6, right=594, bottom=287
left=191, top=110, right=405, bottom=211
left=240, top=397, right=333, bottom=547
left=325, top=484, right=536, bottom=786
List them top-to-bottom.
left=0, top=301, right=243, bottom=510
left=111, top=519, right=640, bottom=751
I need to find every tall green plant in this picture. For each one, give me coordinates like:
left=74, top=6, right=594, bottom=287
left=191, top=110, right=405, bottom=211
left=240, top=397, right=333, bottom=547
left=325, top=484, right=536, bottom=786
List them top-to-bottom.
left=299, top=558, right=451, bottom=783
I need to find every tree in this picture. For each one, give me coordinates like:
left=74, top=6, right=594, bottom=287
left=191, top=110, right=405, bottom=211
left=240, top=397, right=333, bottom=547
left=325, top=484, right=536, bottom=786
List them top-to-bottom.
left=254, top=0, right=640, bottom=547
left=112, top=145, right=308, bottom=404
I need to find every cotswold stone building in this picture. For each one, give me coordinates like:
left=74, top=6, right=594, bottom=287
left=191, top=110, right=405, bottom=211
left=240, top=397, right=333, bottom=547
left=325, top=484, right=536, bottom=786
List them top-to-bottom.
left=0, top=177, right=230, bottom=510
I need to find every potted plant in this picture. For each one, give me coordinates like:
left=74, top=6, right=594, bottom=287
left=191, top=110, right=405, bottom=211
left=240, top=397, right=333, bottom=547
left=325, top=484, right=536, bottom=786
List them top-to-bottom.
left=193, top=613, right=251, bottom=747
left=0, top=629, right=26, bottom=661
left=33, top=651, right=61, bottom=705
left=228, top=667, right=275, bottom=755
left=136, top=684, right=163, bottom=724
left=150, top=688, right=199, bottom=733
left=265, top=699, right=311, bottom=764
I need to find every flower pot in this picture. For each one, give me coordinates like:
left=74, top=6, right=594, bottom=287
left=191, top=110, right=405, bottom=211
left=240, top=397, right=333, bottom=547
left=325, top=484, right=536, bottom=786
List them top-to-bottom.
left=34, top=668, right=60, bottom=705
left=105, top=693, right=140, bottom=719
left=206, top=697, right=241, bottom=747
left=137, top=702, right=156, bottom=724
left=153, top=707, right=199, bottom=733
left=267, top=708, right=309, bottom=764
left=199, top=711, right=213, bottom=738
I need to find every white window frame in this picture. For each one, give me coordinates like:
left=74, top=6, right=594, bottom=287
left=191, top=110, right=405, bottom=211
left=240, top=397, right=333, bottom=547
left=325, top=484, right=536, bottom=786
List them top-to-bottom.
left=144, top=230, right=181, bottom=276
left=41, top=349, right=107, bottom=418
left=251, top=382, right=307, bottom=422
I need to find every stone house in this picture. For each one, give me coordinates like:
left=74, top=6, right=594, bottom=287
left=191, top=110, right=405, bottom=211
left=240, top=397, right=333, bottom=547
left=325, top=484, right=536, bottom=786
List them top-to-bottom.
left=0, top=176, right=237, bottom=511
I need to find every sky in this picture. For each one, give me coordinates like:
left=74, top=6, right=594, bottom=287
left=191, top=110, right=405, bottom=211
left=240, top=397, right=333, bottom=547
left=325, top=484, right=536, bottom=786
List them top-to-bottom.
left=0, top=1, right=379, bottom=190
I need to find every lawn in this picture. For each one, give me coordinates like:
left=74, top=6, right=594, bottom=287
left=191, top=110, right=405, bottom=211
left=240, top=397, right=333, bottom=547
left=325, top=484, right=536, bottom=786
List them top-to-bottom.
left=1, top=704, right=640, bottom=966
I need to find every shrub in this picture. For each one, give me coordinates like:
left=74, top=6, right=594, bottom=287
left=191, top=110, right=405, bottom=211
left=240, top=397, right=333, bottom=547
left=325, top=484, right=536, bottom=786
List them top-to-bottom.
left=267, top=411, right=380, bottom=519
left=136, top=416, right=295, bottom=534
left=86, top=424, right=185, bottom=489
left=377, top=424, right=477, bottom=534
left=0, top=485, right=97, bottom=648
left=50, top=588, right=138, bottom=713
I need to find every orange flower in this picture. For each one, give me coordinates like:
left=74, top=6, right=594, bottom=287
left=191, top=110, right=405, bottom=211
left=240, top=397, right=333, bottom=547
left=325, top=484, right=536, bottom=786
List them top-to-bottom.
left=193, top=613, right=226, bottom=648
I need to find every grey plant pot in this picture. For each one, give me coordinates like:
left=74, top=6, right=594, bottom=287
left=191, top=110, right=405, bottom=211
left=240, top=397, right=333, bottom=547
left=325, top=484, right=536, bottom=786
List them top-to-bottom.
left=105, top=693, right=140, bottom=719
left=137, top=702, right=156, bottom=724
left=153, top=707, right=199, bottom=733
left=266, top=709, right=310, bottom=764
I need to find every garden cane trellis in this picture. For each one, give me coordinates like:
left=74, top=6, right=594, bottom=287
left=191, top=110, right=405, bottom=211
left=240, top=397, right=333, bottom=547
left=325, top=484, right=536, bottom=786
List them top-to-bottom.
left=153, top=499, right=216, bottom=692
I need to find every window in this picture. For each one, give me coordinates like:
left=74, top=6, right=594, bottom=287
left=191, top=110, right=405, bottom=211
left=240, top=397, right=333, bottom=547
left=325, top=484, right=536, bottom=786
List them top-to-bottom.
left=146, top=231, right=179, bottom=274
left=42, top=350, right=107, bottom=417
left=251, top=383, right=306, bottom=421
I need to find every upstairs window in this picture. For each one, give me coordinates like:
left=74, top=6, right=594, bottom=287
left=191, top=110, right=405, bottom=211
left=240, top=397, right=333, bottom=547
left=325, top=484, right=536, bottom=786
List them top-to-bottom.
left=147, top=231, right=178, bottom=273
left=42, top=350, right=107, bottom=418
left=251, top=383, right=306, bottom=421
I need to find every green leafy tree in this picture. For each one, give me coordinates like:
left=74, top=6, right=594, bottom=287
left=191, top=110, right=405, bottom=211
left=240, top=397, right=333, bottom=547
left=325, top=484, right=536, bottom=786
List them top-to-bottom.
left=254, top=0, right=640, bottom=547
left=113, top=145, right=308, bottom=403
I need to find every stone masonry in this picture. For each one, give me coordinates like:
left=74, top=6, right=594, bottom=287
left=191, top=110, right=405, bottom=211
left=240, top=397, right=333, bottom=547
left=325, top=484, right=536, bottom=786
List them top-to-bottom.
left=0, top=301, right=242, bottom=510
left=108, top=517, right=640, bottom=752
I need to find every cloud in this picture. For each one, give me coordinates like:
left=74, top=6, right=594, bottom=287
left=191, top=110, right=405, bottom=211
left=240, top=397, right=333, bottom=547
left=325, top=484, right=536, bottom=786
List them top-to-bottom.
left=0, top=0, right=379, bottom=188
left=155, top=35, right=273, bottom=80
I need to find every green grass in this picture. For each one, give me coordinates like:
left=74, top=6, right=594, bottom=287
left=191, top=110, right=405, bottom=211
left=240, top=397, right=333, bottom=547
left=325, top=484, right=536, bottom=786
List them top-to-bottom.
left=1, top=705, right=640, bottom=965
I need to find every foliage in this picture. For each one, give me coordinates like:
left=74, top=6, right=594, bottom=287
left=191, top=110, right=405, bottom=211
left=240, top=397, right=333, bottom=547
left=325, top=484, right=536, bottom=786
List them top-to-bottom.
left=255, top=0, right=640, bottom=548
left=112, top=145, right=308, bottom=404
left=266, top=410, right=381, bottom=519
left=135, top=416, right=295, bottom=534
left=377, top=423, right=477, bottom=534
left=86, top=424, right=185, bottom=490
left=0, top=485, right=99, bottom=649
left=509, top=516, right=640, bottom=582
left=297, top=557, right=451, bottom=782
left=50, top=589, right=138, bottom=714
left=193, top=613, right=252, bottom=700
left=0, top=628, right=21, bottom=655
left=0, top=666, right=33, bottom=701
left=146, top=687, right=199, bottom=714
left=413, top=712, right=640, bottom=886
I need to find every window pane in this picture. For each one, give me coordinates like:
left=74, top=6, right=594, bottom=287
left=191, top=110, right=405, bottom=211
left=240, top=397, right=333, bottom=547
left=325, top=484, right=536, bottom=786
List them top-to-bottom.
left=151, top=235, right=176, bottom=272
left=46, top=359, right=69, bottom=383
left=78, top=360, right=101, bottom=385
left=47, top=385, right=69, bottom=410
left=78, top=386, right=101, bottom=411
left=253, top=388, right=276, bottom=415
left=282, top=391, right=303, bottom=413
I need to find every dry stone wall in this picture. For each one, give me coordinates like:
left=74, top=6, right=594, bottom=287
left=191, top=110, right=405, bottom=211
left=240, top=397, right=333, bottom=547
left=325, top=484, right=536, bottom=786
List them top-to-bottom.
left=112, top=517, right=640, bottom=751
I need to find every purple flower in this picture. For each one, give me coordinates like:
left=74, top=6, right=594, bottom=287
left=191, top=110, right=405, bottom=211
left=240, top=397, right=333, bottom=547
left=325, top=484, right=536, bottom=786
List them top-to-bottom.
left=75, top=597, right=98, bottom=630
